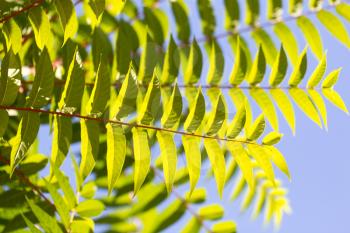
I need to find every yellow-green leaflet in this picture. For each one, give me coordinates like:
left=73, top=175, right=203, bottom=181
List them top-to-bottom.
left=54, top=0, right=78, bottom=45
left=88, top=0, right=106, bottom=20
left=106, top=0, right=126, bottom=15
left=170, top=0, right=191, bottom=42
left=197, top=0, right=216, bottom=37
left=224, top=0, right=239, bottom=29
left=245, top=0, right=259, bottom=25
left=267, top=0, right=282, bottom=20
left=289, top=0, right=303, bottom=14
left=309, top=0, right=322, bottom=9
left=336, top=3, right=350, bottom=22
left=28, top=7, right=51, bottom=50
left=144, top=7, right=169, bottom=45
left=317, top=10, right=350, bottom=48
left=296, top=16, right=323, bottom=59
left=2, top=20, right=22, bottom=54
left=273, top=22, right=299, bottom=66
left=252, top=29, right=277, bottom=65
left=138, top=34, right=160, bottom=84
left=160, top=35, right=180, bottom=85
left=229, top=37, right=248, bottom=86
left=184, top=39, right=203, bottom=84
left=206, top=41, right=225, bottom=85
left=247, top=45, right=266, bottom=86
left=269, top=45, right=288, bottom=87
left=288, top=47, right=308, bottom=87
left=26, top=48, right=54, bottom=108
left=58, top=48, right=85, bottom=113
left=0, top=49, right=22, bottom=106
left=306, top=53, right=327, bottom=88
left=86, top=60, right=110, bottom=117
left=113, top=65, right=138, bottom=119
left=322, top=68, right=342, bottom=88
left=137, top=74, right=161, bottom=125
left=161, top=84, right=183, bottom=129
left=184, top=88, right=205, bottom=132
left=250, top=88, right=279, bottom=131
left=289, top=88, right=322, bottom=128
left=229, top=89, right=252, bottom=131
left=270, top=89, right=296, bottom=134
left=322, top=89, right=349, bottom=114
left=308, top=90, right=328, bottom=130
left=205, top=94, right=226, bottom=136
left=226, top=103, right=246, bottom=139
left=0, top=110, right=9, bottom=137
left=10, top=112, right=40, bottom=174
left=247, top=114, right=265, bottom=141
left=51, top=116, right=72, bottom=171
left=80, top=119, right=100, bottom=180
left=106, top=123, right=126, bottom=195
left=132, top=128, right=151, bottom=195
left=157, top=131, right=177, bottom=193
left=262, top=132, right=283, bottom=145
left=182, top=135, right=201, bottom=195
left=203, top=139, right=226, bottom=198
left=227, top=142, right=255, bottom=189
left=247, top=144, right=275, bottom=184
left=266, top=146, right=291, bottom=180
left=52, top=166, right=77, bottom=209
left=231, top=173, right=247, bottom=200
left=241, top=183, right=256, bottom=210
left=252, top=188, right=266, bottom=218
left=76, top=199, right=105, bottom=217
left=198, top=204, right=224, bottom=220
left=22, top=214, right=42, bottom=233
left=211, top=221, right=237, bottom=233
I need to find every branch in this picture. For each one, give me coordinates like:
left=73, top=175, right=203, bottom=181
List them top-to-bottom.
left=0, top=0, right=44, bottom=24
left=0, top=105, right=262, bottom=146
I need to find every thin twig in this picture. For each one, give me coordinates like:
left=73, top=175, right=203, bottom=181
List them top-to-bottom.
left=0, top=0, right=44, bottom=24
left=0, top=105, right=261, bottom=146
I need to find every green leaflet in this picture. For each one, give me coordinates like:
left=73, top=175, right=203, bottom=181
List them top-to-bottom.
left=54, top=0, right=78, bottom=44
left=89, top=0, right=105, bottom=20
left=106, top=0, right=126, bottom=15
left=170, top=0, right=191, bottom=42
left=197, top=0, right=216, bottom=37
left=224, top=0, right=239, bottom=30
left=245, top=0, right=260, bottom=26
left=267, top=0, right=282, bottom=20
left=289, top=0, right=303, bottom=14
left=309, top=0, right=322, bottom=9
left=336, top=3, right=350, bottom=22
left=28, top=7, right=51, bottom=50
left=144, top=7, right=169, bottom=45
left=317, top=10, right=350, bottom=48
left=296, top=16, right=323, bottom=59
left=2, top=20, right=22, bottom=54
left=273, top=22, right=299, bottom=66
left=92, top=27, right=113, bottom=70
left=252, top=29, right=277, bottom=66
left=138, top=34, right=161, bottom=84
left=160, top=35, right=180, bottom=85
left=229, top=37, right=248, bottom=86
left=184, top=39, right=203, bottom=85
left=206, top=41, right=225, bottom=85
left=247, top=45, right=266, bottom=86
left=269, top=45, right=288, bottom=87
left=288, top=47, right=308, bottom=87
left=26, top=48, right=54, bottom=108
left=58, top=48, right=85, bottom=113
left=0, top=49, right=22, bottom=106
left=307, top=53, right=327, bottom=88
left=86, top=60, right=110, bottom=117
left=113, top=64, right=138, bottom=119
left=322, top=68, right=342, bottom=88
left=137, top=74, right=161, bottom=125
left=161, top=84, right=182, bottom=129
left=184, top=88, right=205, bottom=132
left=250, top=88, right=279, bottom=131
left=289, top=88, right=322, bottom=128
left=229, top=89, right=252, bottom=131
left=270, top=89, right=296, bottom=134
left=322, top=89, right=349, bottom=114
left=308, top=90, right=328, bottom=130
left=205, top=94, right=226, bottom=136
left=226, top=103, right=246, bottom=139
left=0, top=110, right=9, bottom=137
left=10, top=112, right=40, bottom=174
left=247, top=114, right=265, bottom=141
left=51, top=115, right=72, bottom=170
left=80, top=119, right=100, bottom=180
left=106, top=123, right=126, bottom=195
left=132, top=128, right=151, bottom=195
left=157, top=131, right=177, bottom=193
left=262, top=132, right=283, bottom=145
left=182, top=135, right=201, bottom=195
left=203, top=138, right=226, bottom=198
left=227, top=142, right=254, bottom=189
left=247, top=144, right=275, bottom=184
left=266, top=146, right=291, bottom=180
left=53, top=166, right=77, bottom=209
left=45, top=180, right=70, bottom=228
left=252, top=188, right=266, bottom=218
left=26, top=198, right=63, bottom=233
left=76, top=200, right=105, bottom=217
left=198, top=204, right=224, bottom=220
left=22, top=214, right=42, bottom=233
left=181, top=217, right=201, bottom=233
left=71, top=219, right=95, bottom=233
left=211, top=221, right=237, bottom=233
